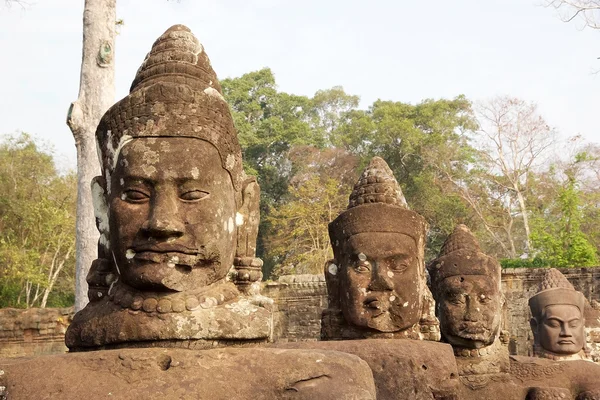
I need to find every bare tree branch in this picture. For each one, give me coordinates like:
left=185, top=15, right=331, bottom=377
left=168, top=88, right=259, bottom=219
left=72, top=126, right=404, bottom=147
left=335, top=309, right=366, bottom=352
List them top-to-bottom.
left=546, top=0, right=600, bottom=29
left=474, top=96, right=557, bottom=256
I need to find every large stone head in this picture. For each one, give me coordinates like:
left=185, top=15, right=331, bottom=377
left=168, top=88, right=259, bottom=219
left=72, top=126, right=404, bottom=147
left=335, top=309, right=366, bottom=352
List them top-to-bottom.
left=91, top=25, right=258, bottom=294
left=326, top=157, right=428, bottom=333
left=428, top=225, right=503, bottom=349
left=529, top=268, right=586, bottom=358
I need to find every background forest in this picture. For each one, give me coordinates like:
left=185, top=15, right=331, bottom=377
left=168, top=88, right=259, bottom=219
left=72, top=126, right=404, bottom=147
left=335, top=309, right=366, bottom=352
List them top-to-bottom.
left=1, top=68, right=599, bottom=307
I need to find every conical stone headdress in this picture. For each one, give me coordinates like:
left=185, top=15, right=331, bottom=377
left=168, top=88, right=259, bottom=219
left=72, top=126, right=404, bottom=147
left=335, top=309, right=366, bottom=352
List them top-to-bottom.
left=95, top=24, right=243, bottom=191
left=347, top=156, right=408, bottom=209
left=329, top=157, right=426, bottom=259
left=428, top=224, right=501, bottom=289
left=529, top=268, right=585, bottom=318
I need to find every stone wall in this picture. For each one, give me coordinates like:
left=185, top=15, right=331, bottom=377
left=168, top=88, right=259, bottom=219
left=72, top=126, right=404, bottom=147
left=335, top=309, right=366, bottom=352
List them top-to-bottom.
left=1, top=268, right=599, bottom=358
left=262, top=274, right=327, bottom=342
left=0, top=307, right=72, bottom=358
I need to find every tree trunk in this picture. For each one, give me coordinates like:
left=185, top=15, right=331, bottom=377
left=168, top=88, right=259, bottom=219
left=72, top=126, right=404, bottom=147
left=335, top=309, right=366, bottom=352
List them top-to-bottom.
left=67, top=0, right=116, bottom=312
left=514, top=186, right=532, bottom=255
left=41, top=244, right=73, bottom=308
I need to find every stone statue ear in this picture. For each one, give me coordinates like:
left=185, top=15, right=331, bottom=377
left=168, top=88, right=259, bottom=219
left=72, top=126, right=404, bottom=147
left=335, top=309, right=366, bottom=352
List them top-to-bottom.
left=91, top=176, right=110, bottom=247
left=232, top=177, right=263, bottom=294
left=235, top=177, right=260, bottom=259
left=324, top=259, right=341, bottom=309
left=530, top=317, right=539, bottom=337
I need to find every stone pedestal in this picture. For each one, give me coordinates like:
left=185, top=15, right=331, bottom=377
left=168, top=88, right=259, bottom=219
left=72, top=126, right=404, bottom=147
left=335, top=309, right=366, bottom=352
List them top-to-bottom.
left=0, top=347, right=376, bottom=399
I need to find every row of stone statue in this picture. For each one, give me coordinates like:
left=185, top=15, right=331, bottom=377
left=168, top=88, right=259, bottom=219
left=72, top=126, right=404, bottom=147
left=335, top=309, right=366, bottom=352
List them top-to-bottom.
left=2, top=24, right=599, bottom=400
left=323, top=155, right=591, bottom=361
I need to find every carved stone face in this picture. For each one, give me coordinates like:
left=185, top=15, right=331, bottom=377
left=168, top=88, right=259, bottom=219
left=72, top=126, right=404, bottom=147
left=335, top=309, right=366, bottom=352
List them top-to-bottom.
left=108, top=137, right=237, bottom=292
left=338, top=232, right=421, bottom=332
left=437, top=275, right=501, bottom=349
left=536, top=304, right=584, bottom=355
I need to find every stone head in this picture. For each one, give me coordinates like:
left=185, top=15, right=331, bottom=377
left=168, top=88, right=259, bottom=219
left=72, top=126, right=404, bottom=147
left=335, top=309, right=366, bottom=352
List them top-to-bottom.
left=90, top=25, right=258, bottom=294
left=326, top=157, right=428, bottom=333
left=428, top=225, right=503, bottom=349
left=529, top=268, right=586, bottom=358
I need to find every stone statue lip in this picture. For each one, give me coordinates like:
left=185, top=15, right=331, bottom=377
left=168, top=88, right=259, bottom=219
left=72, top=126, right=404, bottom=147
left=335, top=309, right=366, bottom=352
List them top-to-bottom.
left=130, top=244, right=218, bottom=268
left=131, top=244, right=200, bottom=255
left=363, top=297, right=391, bottom=318
left=364, top=297, right=385, bottom=309
left=460, top=323, right=488, bottom=334
left=558, top=340, right=575, bottom=344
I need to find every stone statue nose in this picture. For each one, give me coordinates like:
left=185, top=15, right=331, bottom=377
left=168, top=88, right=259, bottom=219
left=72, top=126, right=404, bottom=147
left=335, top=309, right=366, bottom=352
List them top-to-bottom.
left=142, top=192, right=185, bottom=238
left=368, top=263, right=394, bottom=291
left=464, top=296, right=480, bottom=322
left=560, top=324, right=573, bottom=337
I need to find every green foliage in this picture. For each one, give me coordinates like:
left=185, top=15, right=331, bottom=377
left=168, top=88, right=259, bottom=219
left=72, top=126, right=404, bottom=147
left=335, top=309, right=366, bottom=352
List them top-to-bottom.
left=222, top=69, right=363, bottom=277
left=334, top=95, right=479, bottom=256
left=0, top=133, right=77, bottom=308
left=531, top=162, right=599, bottom=268
left=266, top=176, right=350, bottom=277
left=499, top=257, right=548, bottom=269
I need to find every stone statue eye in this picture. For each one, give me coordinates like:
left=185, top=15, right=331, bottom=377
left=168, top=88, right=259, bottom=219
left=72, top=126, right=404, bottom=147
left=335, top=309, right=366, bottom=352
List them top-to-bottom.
left=123, top=189, right=150, bottom=202
left=180, top=190, right=209, bottom=201
left=389, top=258, right=408, bottom=272
left=354, top=261, right=371, bottom=273
left=449, top=294, right=465, bottom=305
left=479, top=295, right=492, bottom=304
left=545, top=319, right=560, bottom=328
left=569, top=320, right=581, bottom=328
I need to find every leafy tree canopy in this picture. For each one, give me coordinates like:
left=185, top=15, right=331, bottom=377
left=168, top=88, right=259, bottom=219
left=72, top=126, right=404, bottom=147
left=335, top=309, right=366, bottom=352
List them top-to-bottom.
left=0, top=133, right=76, bottom=308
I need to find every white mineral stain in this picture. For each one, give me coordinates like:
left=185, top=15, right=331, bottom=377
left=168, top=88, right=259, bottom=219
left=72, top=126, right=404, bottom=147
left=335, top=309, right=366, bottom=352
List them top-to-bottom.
left=204, top=87, right=225, bottom=101
left=111, top=134, right=133, bottom=170
left=160, top=140, right=171, bottom=152
left=142, top=149, right=160, bottom=165
left=226, top=154, right=235, bottom=170
left=142, top=164, right=157, bottom=176
left=191, top=167, right=200, bottom=179
left=104, top=168, right=112, bottom=195
left=164, top=169, right=177, bottom=179
left=119, top=178, right=124, bottom=186
left=92, top=179, right=110, bottom=236
left=235, top=212, right=244, bottom=226
left=228, top=217, right=234, bottom=233
left=223, top=221, right=228, bottom=231
left=99, top=234, right=110, bottom=250
left=125, top=249, right=136, bottom=259
left=111, top=252, right=121, bottom=275
left=167, top=255, right=179, bottom=268
left=328, top=263, right=338, bottom=276
left=387, top=271, right=394, bottom=278
left=359, top=288, right=367, bottom=296
left=390, top=296, right=396, bottom=302
left=200, top=297, right=217, bottom=308
left=225, top=299, right=259, bottom=316
left=403, top=302, right=409, bottom=307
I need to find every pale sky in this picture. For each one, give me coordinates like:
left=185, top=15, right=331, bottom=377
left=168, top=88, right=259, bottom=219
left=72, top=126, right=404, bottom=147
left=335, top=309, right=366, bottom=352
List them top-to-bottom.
left=1, top=0, right=599, bottom=171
